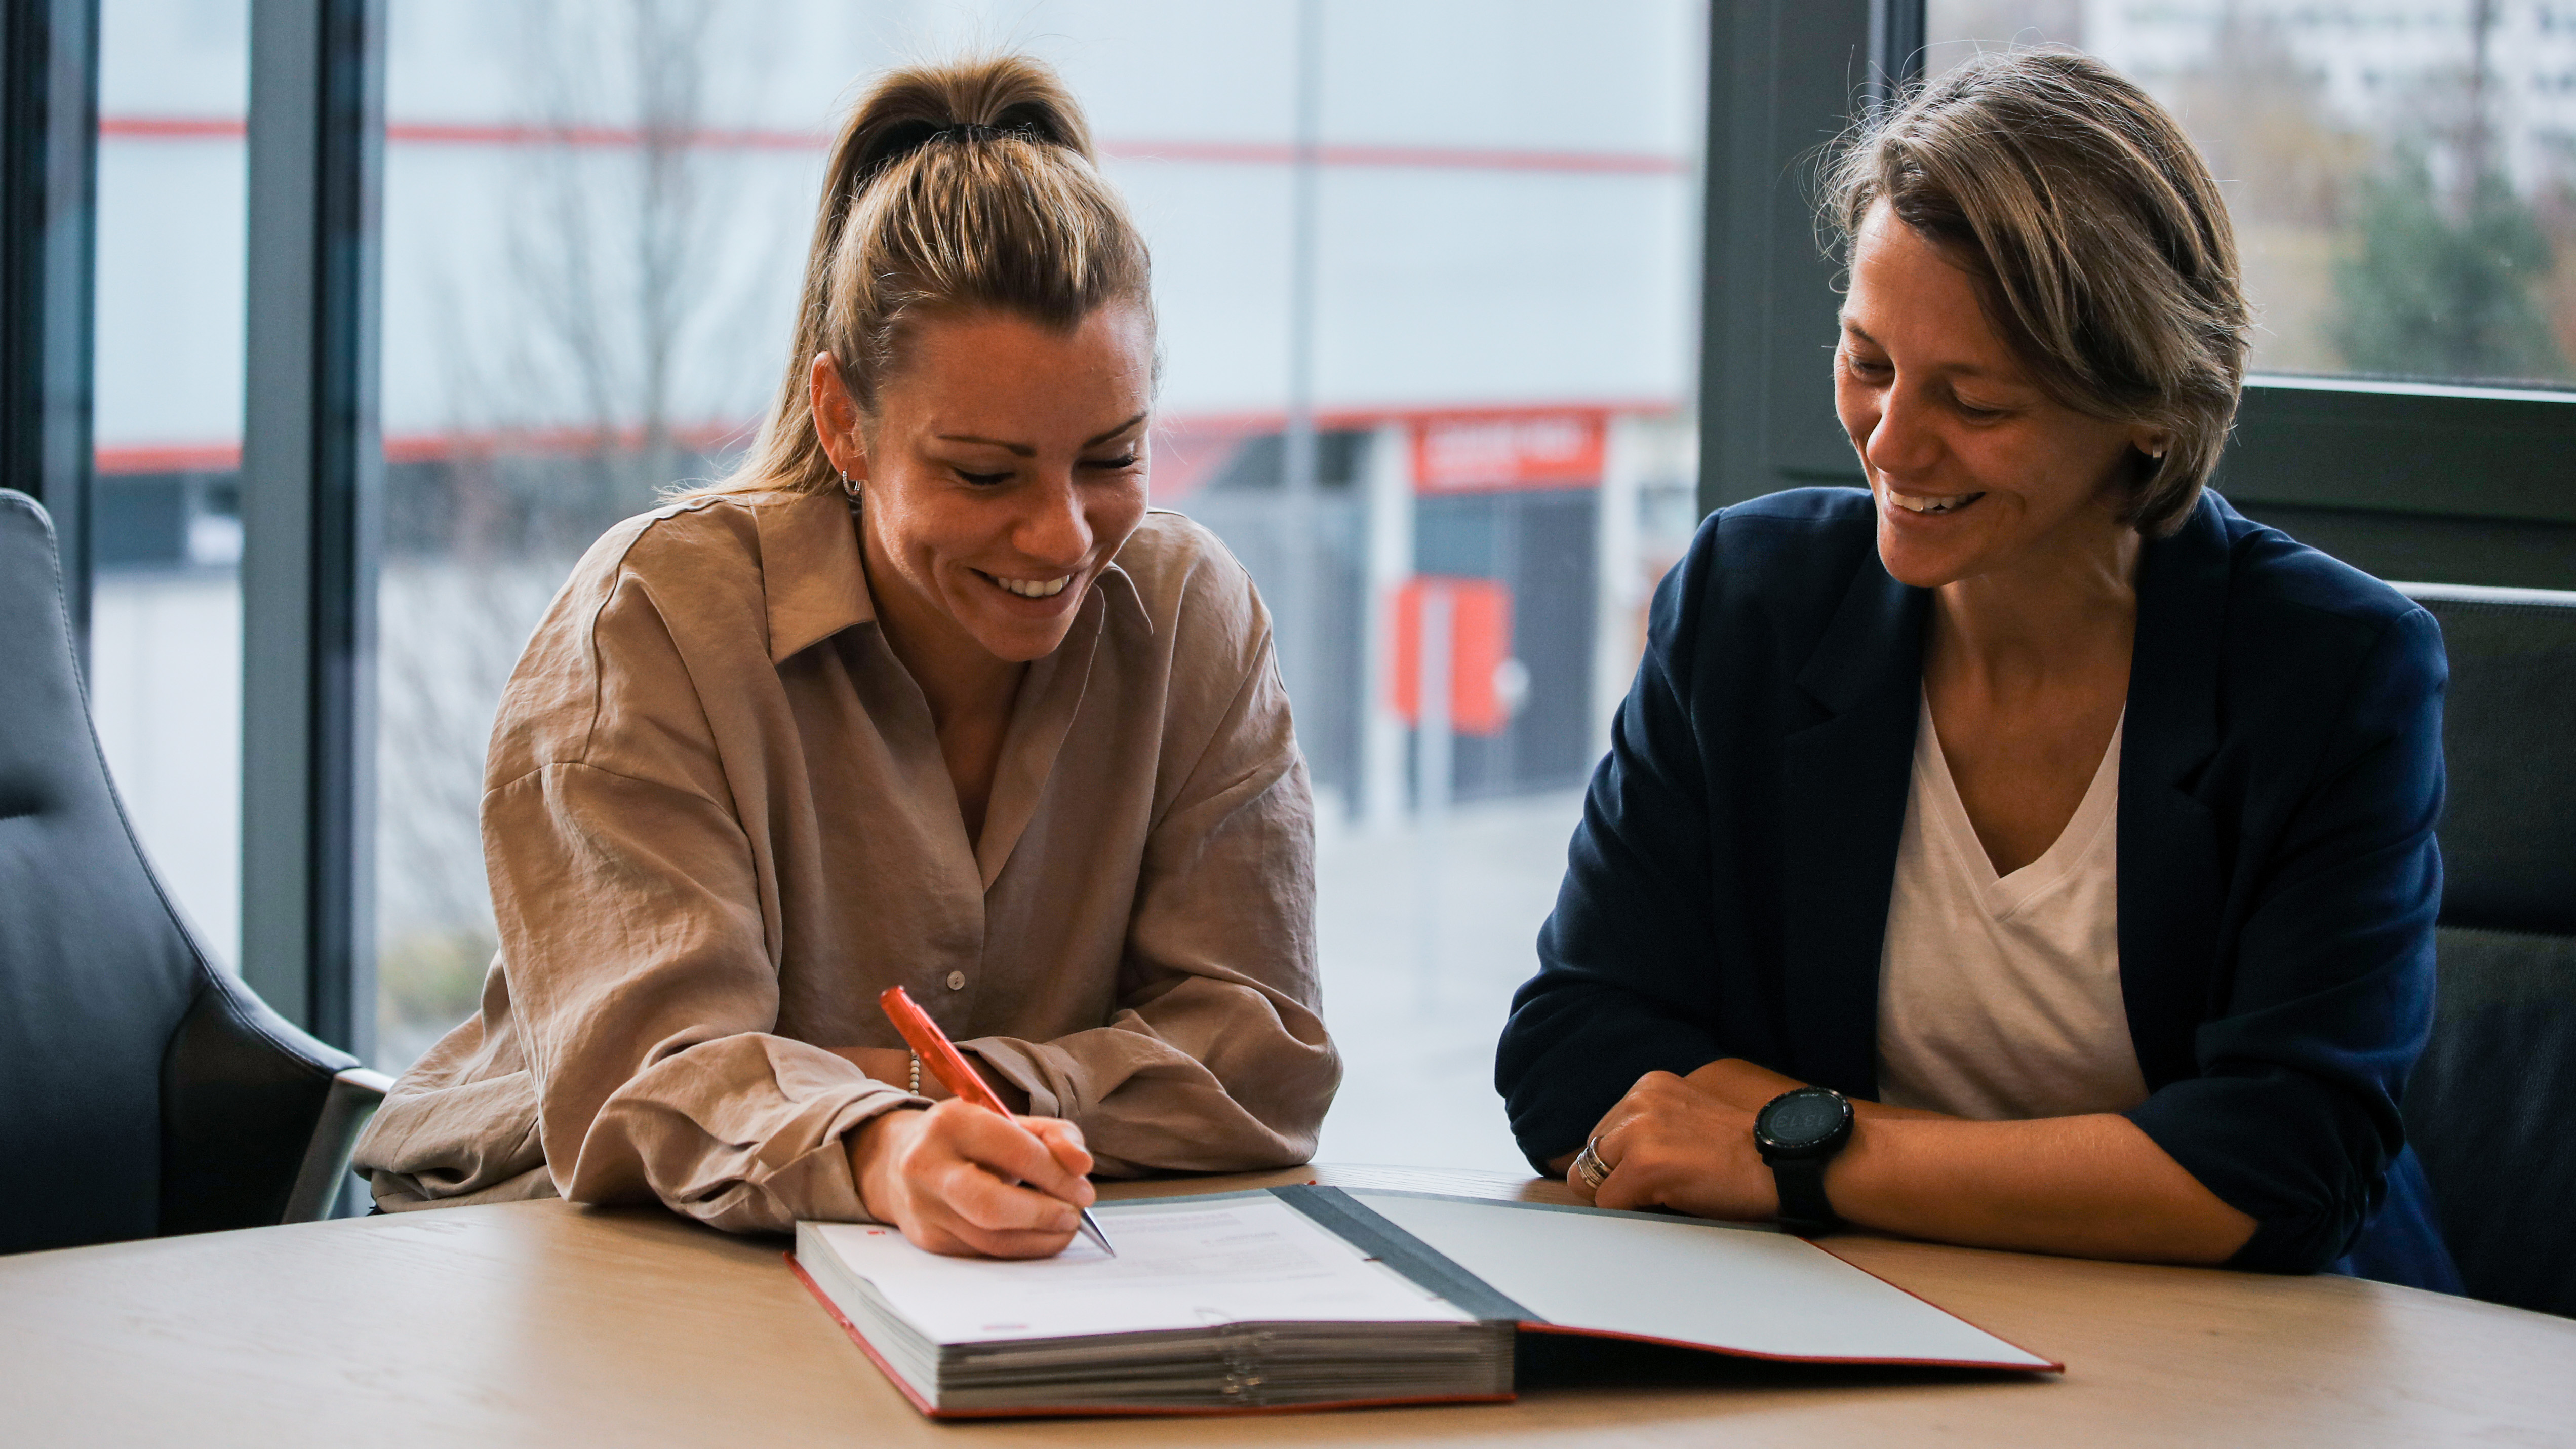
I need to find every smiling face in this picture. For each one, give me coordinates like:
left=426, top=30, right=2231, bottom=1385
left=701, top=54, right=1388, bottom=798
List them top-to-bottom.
left=1835, top=203, right=2163, bottom=592
left=821, top=302, right=1153, bottom=669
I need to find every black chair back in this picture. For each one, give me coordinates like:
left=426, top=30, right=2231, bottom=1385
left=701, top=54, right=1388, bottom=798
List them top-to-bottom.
left=0, top=489, right=363, bottom=1254
left=2399, top=583, right=2576, bottom=1318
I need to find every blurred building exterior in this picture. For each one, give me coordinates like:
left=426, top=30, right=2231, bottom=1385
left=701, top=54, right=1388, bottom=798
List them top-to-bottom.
left=1935, top=0, right=2576, bottom=381
left=84, top=1, right=2570, bottom=1163
left=86, top=1, right=1705, bottom=1125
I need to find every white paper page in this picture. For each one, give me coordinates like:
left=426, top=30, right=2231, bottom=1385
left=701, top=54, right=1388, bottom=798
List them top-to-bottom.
left=1351, top=1192, right=2052, bottom=1368
left=806, top=1198, right=1472, bottom=1346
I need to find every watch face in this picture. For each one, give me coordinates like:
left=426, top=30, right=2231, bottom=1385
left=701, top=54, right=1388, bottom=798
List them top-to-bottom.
left=1758, top=1089, right=1849, bottom=1150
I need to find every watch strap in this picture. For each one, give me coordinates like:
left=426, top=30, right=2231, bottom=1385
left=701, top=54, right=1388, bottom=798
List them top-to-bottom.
left=1770, top=1153, right=1839, bottom=1236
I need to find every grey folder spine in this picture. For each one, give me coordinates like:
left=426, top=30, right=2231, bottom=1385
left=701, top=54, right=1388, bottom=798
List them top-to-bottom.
left=1270, top=1185, right=1534, bottom=1323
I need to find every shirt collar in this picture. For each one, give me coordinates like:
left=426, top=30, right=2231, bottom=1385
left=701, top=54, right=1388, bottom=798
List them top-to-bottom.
left=756, top=489, right=1155, bottom=668
left=758, top=490, right=875, bottom=666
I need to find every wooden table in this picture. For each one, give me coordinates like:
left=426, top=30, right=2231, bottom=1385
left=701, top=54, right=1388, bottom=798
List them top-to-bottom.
left=3, top=1164, right=2570, bottom=1446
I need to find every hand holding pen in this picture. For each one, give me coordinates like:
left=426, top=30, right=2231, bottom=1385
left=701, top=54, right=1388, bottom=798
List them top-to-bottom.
left=845, top=986, right=1115, bottom=1259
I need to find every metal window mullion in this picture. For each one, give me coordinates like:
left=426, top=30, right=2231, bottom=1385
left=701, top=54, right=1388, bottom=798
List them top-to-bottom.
left=1, top=0, right=99, bottom=656
left=242, top=0, right=383, bottom=1054
left=1697, top=0, right=1878, bottom=517
left=1869, top=0, right=1927, bottom=110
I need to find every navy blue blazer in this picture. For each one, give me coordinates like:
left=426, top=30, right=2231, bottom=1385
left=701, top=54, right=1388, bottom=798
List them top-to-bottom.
left=1496, top=487, right=2460, bottom=1288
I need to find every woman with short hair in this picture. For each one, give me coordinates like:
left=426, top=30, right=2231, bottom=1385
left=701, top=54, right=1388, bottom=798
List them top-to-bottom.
left=1495, top=50, right=2457, bottom=1287
left=355, top=55, right=1338, bottom=1257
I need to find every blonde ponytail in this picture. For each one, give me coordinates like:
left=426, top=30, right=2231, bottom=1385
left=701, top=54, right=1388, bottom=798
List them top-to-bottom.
left=692, top=54, right=1151, bottom=499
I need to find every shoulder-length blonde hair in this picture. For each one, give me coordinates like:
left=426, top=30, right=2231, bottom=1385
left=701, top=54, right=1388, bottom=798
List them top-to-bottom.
left=1822, top=50, right=2251, bottom=537
left=689, top=54, right=1152, bottom=500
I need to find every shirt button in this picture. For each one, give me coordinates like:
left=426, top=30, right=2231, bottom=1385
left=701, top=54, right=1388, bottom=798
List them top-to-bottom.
left=945, top=970, right=967, bottom=991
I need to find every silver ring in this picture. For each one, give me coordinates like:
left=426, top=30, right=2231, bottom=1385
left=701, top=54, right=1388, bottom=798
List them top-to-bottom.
left=1572, top=1135, right=1611, bottom=1192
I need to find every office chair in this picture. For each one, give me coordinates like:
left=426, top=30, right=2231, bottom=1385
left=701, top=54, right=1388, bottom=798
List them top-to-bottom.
left=0, top=488, right=389, bottom=1255
left=2397, top=582, right=2576, bottom=1319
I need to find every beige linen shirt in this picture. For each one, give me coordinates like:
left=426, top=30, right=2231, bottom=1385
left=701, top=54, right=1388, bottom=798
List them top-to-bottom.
left=353, top=489, right=1337, bottom=1234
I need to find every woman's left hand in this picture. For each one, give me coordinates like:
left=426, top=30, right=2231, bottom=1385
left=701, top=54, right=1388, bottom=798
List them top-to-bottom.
left=1570, top=1070, right=1780, bottom=1220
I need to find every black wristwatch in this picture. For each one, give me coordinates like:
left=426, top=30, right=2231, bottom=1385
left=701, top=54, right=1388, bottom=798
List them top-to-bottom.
left=1754, top=1086, right=1855, bottom=1236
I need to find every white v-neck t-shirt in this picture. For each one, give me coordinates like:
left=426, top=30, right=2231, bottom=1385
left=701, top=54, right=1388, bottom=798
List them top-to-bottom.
left=1874, top=693, right=2149, bottom=1121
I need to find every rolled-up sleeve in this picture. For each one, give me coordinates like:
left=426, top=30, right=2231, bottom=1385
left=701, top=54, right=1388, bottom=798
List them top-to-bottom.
left=358, top=499, right=1335, bottom=1232
left=356, top=527, right=923, bottom=1234
left=2126, top=607, right=2447, bottom=1273
left=967, top=642, right=1339, bottom=1176
left=489, top=763, right=919, bottom=1233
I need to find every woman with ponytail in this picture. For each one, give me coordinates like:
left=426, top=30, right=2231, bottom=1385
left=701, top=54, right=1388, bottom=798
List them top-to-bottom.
left=353, top=56, right=1339, bottom=1257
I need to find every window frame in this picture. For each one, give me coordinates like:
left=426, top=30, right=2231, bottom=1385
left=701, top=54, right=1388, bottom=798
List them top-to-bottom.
left=1, top=0, right=100, bottom=648
left=6, top=0, right=386, bottom=1052
left=236, top=0, right=384, bottom=1052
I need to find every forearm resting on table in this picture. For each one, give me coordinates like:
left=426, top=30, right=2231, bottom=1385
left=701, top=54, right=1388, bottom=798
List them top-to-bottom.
left=1685, top=1056, right=1960, bottom=1122
left=1550, top=1058, right=2257, bottom=1265
left=1826, top=1111, right=2257, bottom=1265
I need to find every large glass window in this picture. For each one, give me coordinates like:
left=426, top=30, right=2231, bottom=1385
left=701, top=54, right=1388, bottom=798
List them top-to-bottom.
left=88, top=0, right=251, bottom=967
left=372, top=1, right=1706, bottom=1170
left=1929, top=1, right=2576, bottom=390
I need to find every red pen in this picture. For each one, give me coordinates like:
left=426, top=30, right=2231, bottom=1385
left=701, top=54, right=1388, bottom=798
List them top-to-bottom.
left=878, top=986, right=1115, bottom=1257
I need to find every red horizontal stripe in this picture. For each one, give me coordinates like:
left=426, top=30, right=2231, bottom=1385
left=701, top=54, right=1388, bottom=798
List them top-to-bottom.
left=98, top=114, right=1688, bottom=176
left=97, top=116, right=244, bottom=139
left=384, top=120, right=820, bottom=150
left=1111, top=139, right=1687, bottom=176
left=1159, top=398, right=1680, bottom=435
left=93, top=399, right=1682, bottom=476
left=381, top=417, right=756, bottom=465
left=94, top=441, right=242, bottom=474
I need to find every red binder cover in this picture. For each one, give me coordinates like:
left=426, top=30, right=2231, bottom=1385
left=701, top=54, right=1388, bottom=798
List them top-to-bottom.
left=789, top=1187, right=2058, bottom=1420
left=787, top=1253, right=1519, bottom=1420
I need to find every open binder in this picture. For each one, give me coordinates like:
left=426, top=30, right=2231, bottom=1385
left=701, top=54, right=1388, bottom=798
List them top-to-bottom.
left=791, top=1186, right=2058, bottom=1418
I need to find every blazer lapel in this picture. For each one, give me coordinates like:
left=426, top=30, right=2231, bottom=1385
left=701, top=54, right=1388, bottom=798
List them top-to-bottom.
left=2118, top=495, right=2230, bottom=1089
left=1779, top=554, right=1929, bottom=1098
